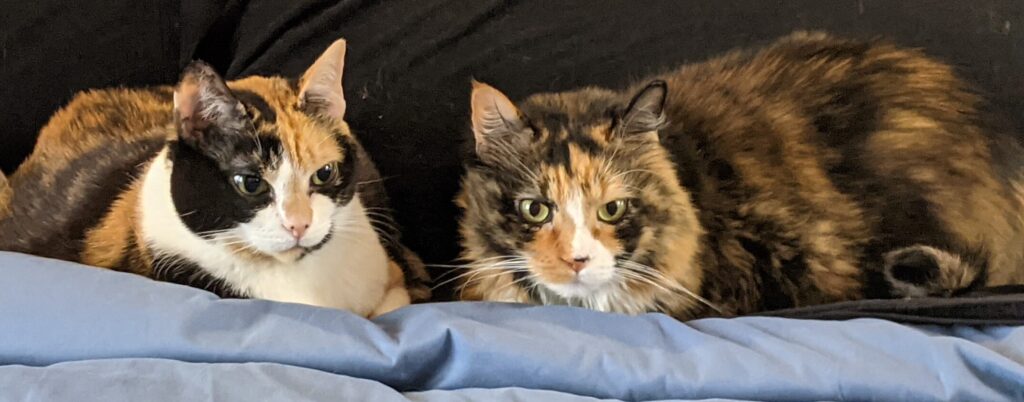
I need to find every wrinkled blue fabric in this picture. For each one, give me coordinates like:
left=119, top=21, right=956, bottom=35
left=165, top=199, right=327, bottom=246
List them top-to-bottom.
left=0, top=252, right=1022, bottom=401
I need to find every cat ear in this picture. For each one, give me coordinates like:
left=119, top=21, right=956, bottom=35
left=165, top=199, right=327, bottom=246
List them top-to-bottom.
left=298, top=38, right=347, bottom=121
left=173, top=61, right=247, bottom=147
left=470, top=80, right=526, bottom=155
left=620, top=80, right=667, bottom=136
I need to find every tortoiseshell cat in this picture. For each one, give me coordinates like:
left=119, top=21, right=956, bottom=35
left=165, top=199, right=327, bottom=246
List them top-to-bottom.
left=456, top=31, right=1024, bottom=319
left=0, top=39, right=429, bottom=317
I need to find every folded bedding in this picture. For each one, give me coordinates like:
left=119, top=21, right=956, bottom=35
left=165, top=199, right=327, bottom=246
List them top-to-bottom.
left=1, top=251, right=1022, bottom=401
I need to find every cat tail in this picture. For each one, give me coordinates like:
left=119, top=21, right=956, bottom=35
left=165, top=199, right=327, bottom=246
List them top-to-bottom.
left=0, top=170, right=10, bottom=217
left=885, top=171, right=1024, bottom=298
left=882, top=245, right=987, bottom=298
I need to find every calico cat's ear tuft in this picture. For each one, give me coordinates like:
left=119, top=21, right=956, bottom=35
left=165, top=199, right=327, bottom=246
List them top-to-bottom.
left=298, top=38, right=347, bottom=121
left=173, top=61, right=246, bottom=147
left=470, top=80, right=527, bottom=156
left=620, top=80, right=668, bottom=136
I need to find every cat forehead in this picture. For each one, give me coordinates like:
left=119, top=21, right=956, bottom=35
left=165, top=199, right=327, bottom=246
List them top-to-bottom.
left=226, top=77, right=348, bottom=170
left=520, top=88, right=624, bottom=130
left=517, top=89, right=625, bottom=155
left=508, top=143, right=631, bottom=204
left=538, top=161, right=629, bottom=204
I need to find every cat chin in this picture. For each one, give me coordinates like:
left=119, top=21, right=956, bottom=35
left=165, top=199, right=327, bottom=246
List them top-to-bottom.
left=269, top=248, right=304, bottom=263
left=540, top=275, right=614, bottom=300
left=543, top=283, right=599, bottom=300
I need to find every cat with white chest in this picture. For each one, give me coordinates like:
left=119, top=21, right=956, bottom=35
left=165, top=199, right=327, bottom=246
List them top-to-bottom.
left=0, top=39, right=430, bottom=317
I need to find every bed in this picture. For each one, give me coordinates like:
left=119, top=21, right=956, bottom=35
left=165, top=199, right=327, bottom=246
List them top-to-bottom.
left=1, top=251, right=1022, bottom=401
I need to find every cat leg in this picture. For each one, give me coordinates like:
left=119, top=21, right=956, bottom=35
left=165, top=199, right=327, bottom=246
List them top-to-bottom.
left=882, top=245, right=981, bottom=298
left=369, top=260, right=412, bottom=318
left=371, top=286, right=411, bottom=318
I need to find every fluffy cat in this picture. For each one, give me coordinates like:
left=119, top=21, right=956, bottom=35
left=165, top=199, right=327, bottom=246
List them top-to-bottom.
left=456, top=31, right=1024, bottom=319
left=0, top=39, right=430, bottom=317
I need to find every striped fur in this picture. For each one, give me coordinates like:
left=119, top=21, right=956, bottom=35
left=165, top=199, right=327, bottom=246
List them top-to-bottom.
left=456, top=31, right=1024, bottom=319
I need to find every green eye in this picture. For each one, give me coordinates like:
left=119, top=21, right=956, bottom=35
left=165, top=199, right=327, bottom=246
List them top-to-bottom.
left=311, top=162, right=339, bottom=186
left=232, top=174, right=269, bottom=195
left=517, top=199, right=552, bottom=224
left=597, top=199, right=628, bottom=223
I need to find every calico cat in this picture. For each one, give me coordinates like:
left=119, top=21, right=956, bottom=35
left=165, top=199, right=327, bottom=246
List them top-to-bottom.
left=455, top=31, right=1024, bottom=319
left=0, top=39, right=430, bottom=317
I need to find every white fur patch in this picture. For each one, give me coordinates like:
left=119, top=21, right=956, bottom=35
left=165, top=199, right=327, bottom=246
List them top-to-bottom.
left=139, top=149, right=394, bottom=316
left=237, top=155, right=335, bottom=256
left=544, top=193, right=617, bottom=300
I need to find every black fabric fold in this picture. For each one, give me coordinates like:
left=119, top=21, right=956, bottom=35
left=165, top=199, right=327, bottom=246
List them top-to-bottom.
left=760, top=287, right=1024, bottom=326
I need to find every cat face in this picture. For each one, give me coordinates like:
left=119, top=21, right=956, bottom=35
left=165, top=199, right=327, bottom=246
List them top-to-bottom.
left=169, top=40, right=359, bottom=263
left=457, top=81, right=704, bottom=312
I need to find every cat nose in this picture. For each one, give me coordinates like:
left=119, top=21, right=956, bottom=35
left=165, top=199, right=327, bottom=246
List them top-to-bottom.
left=280, top=195, right=313, bottom=241
left=283, top=218, right=311, bottom=240
left=288, top=223, right=309, bottom=240
left=561, top=256, right=590, bottom=273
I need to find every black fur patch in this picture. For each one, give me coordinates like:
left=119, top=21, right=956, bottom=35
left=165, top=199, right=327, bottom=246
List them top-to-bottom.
left=233, top=89, right=278, bottom=125
left=169, top=140, right=274, bottom=234
left=888, top=248, right=940, bottom=285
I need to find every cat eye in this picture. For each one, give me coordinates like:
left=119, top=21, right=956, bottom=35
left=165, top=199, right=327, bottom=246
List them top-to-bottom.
left=311, top=162, right=340, bottom=186
left=232, top=174, right=269, bottom=196
left=517, top=199, right=552, bottom=224
left=597, top=200, right=628, bottom=223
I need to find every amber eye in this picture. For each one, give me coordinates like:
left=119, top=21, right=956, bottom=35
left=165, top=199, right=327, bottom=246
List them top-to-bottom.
left=311, top=162, right=340, bottom=186
left=232, top=174, right=269, bottom=196
left=517, top=199, right=552, bottom=224
left=597, top=199, right=628, bottom=223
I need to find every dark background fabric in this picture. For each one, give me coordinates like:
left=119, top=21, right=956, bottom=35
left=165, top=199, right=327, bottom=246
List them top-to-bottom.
left=3, top=1, right=1024, bottom=307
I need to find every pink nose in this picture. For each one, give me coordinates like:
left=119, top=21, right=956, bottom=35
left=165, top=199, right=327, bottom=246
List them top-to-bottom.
left=280, top=196, right=313, bottom=241
left=283, top=219, right=310, bottom=240
left=289, top=225, right=308, bottom=240
left=561, top=256, right=590, bottom=273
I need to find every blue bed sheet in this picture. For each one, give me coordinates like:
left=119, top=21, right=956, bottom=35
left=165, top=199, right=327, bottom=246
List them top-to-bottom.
left=0, top=251, right=1022, bottom=401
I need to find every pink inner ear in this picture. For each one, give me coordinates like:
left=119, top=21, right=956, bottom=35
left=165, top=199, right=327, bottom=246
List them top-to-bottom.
left=299, top=39, right=347, bottom=120
left=173, top=79, right=214, bottom=139
left=174, top=81, right=199, bottom=119
left=299, top=81, right=346, bottom=120
left=470, top=81, right=522, bottom=141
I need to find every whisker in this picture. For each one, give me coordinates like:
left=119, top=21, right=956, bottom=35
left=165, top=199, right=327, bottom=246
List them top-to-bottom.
left=356, top=176, right=396, bottom=188
left=425, top=257, right=527, bottom=270
left=616, top=258, right=724, bottom=314
left=428, top=262, right=530, bottom=289
left=456, top=270, right=525, bottom=294
left=437, top=271, right=499, bottom=292
left=491, top=272, right=537, bottom=296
